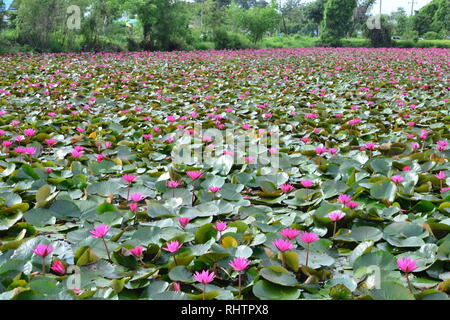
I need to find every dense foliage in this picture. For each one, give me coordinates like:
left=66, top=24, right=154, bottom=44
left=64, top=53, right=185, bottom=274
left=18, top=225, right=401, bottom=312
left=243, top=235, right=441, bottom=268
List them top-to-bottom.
left=0, top=0, right=448, bottom=53
left=0, top=48, right=448, bottom=300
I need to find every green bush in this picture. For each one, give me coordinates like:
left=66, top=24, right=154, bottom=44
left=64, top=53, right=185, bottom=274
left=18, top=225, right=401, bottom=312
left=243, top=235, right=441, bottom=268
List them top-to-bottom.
left=212, top=29, right=252, bottom=50
left=423, top=31, right=440, bottom=40
left=394, top=40, right=416, bottom=48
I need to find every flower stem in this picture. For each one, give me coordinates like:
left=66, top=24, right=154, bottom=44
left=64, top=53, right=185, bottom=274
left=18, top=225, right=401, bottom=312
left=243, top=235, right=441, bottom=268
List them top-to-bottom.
left=333, top=221, right=337, bottom=238
left=102, top=238, right=111, bottom=261
left=305, top=243, right=310, bottom=267
left=281, top=253, right=285, bottom=267
left=173, top=255, right=178, bottom=266
left=42, top=256, right=46, bottom=275
left=238, top=272, right=242, bottom=299
left=406, top=273, right=414, bottom=294
left=203, top=283, right=206, bottom=301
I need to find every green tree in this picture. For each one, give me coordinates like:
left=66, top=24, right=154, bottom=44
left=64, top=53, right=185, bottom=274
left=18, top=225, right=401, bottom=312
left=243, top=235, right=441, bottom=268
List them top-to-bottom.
left=126, top=0, right=191, bottom=50
left=304, top=0, right=327, bottom=36
left=320, top=0, right=357, bottom=46
left=413, top=0, right=449, bottom=36
left=233, top=1, right=280, bottom=43
left=390, top=7, right=408, bottom=37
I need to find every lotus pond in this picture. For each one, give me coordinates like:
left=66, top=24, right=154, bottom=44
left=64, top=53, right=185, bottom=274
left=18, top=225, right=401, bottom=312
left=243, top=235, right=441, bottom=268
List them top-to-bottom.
left=0, top=48, right=449, bottom=300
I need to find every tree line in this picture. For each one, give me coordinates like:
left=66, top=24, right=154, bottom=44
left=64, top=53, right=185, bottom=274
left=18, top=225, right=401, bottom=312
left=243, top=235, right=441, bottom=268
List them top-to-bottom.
left=0, top=0, right=448, bottom=53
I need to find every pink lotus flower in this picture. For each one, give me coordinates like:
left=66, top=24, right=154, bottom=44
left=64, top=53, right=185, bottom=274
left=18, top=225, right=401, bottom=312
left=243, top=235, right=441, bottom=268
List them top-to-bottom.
left=23, top=128, right=36, bottom=137
left=143, top=134, right=153, bottom=140
left=45, top=139, right=57, bottom=146
left=2, top=141, right=12, bottom=147
left=364, top=143, right=377, bottom=150
left=411, top=143, right=420, bottom=150
left=14, top=146, right=26, bottom=154
left=315, top=147, right=327, bottom=155
left=328, top=148, right=338, bottom=155
left=71, top=150, right=83, bottom=158
left=223, top=150, right=235, bottom=156
left=96, top=154, right=105, bottom=162
left=244, top=156, right=255, bottom=163
left=403, top=166, right=411, bottom=171
left=186, top=171, right=202, bottom=180
left=436, top=171, right=445, bottom=180
left=122, top=174, right=137, bottom=184
left=391, top=175, right=404, bottom=184
left=167, top=180, right=180, bottom=188
left=300, top=180, right=314, bottom=188
left=280, top=184, right=294, bottom=193
left=209, top=186, right=221, bottom=193
left=130, top=192, right=144, bottom=202
left=337, top=194, right=351, bottom=204
left=346, top=201, right=359, bottom=210
left=129, top=202, right=138, bottom=212
left=328, top=211, right=345, bottom=221
left=178, top=217, right=191, bottom=229
left=213, top=221, right=228, bottom=232
left=90, top=224, right=110, bottom=238
left=281, top=228, right=301, bottom=240
left=299, top=232, right=319, bottom=243
left=272, top=238, right=296, bottom=252
left=163, top=240, right=182, bottom=253
left=32, top=244, right=54, bottom=257
left=130, top=246, right=144, bottom=258
left=229, top=257, right=251, bottom=271
left=397, top=257, right=418, bottom=273
left=51, top=261, right=65, bottom=274
left=194, top=270, right=215, bottom=284
left=172, top=282, right=181, bottom=291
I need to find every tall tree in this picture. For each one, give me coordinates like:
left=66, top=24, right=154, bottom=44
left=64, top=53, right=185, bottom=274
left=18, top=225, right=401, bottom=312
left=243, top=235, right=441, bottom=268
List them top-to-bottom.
left=320, top=0, right=357, bottom=46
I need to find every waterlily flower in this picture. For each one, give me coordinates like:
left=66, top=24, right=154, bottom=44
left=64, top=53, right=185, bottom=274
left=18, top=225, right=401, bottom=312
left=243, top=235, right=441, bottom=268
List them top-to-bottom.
left=23, top=128, right=36, bottom=137
left=186, top=171, right=202, bottom=180
left=436, top=171, right=445, bottom=180
left=122, top=174, right=137, bottom=184
left=391, top=175, right=404, bottom=184
left=167, top=180, right=180, bottom=188
left=300, top=180, right=314, bottom=188
left=280, top=184, right=295, bottom=193
left=209, top=186, right=221, bottom=193
left=130, top=192, right=144, bottom=202
left=337, top=194, right=351, bottom=204
left=328, top=211, right=345, bottom=221
left=178, top=217, right=191, bottom=229
left=213, top=221, right=228, bottom=232
left=90, top=224, right=110, bottom=238
left=281, top=228, right=301, bottom=240
left=299, top=232, right=319, bottom=243
left=272, top=238, right=296, bottom=252
left=163, top=240, right=182, bottom=253
left=32, top=244, right=54, bottom=257
left=130, top=246, right=144, bottom=259
left=229, top=257, right=251, bottom=271
left=397, top=257, right=418, bottom=273
left=51, top=261, right=65, bottom=274
left=193, top=270, right=215, bottom=284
